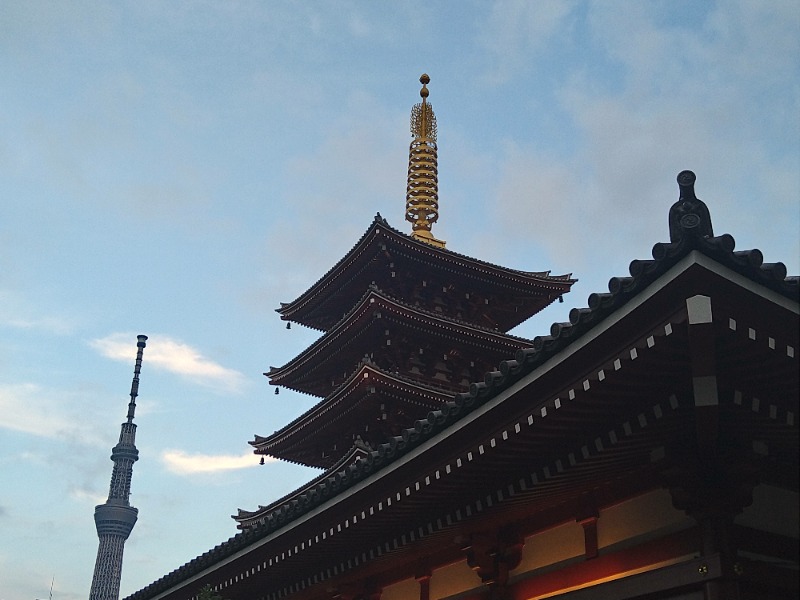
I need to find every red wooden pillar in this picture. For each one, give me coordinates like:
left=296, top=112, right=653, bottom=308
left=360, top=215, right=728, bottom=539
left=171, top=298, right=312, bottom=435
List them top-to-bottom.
left=577, top=492, right=600, bottom=560
left=415, top=570, right=431, bottom=600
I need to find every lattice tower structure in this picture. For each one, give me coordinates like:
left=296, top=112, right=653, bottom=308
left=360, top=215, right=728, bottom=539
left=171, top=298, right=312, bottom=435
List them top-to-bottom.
left=89, top=335, right=147, bottom=600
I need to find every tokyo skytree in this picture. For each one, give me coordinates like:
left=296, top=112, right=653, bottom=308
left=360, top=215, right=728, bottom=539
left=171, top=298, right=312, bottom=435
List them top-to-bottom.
left=89, top=335, right=147, bottom=600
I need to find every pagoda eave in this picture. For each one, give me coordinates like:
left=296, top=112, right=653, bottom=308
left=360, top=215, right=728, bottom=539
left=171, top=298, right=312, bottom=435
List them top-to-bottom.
left=276, top=216, right=575, bottom=332
left=268, top=287, right=537, bottom=398
left=253, top=363, right=457, bottom=468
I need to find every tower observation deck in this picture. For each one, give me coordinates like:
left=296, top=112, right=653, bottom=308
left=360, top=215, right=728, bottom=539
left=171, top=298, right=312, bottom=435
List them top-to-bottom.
left=89, top=335, right=148, bottom=600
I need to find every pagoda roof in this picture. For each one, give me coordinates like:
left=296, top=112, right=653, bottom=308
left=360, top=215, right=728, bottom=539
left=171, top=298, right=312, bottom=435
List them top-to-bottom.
left=125, top=172, right=798, bottom=600
left=277, top=214, right=575, bottom=332
left=267, top=285, right=535, bottom=397
left=252, top=361, right=456, bottom=469
left=235, top=442, right=373, bottom=525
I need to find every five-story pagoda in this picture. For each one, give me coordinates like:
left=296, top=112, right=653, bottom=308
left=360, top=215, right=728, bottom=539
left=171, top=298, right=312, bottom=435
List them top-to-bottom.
left=243, top=75, right=575, bottom=487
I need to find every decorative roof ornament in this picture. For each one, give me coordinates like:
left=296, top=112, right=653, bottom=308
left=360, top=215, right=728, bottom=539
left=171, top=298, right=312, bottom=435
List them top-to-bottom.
left=406, top=74, right=445, bottom=248
left=669, top=170, right=713, bottom=243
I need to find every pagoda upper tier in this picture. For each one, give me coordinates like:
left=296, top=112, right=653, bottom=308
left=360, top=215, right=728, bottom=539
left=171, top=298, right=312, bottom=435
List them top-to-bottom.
left=277, top=214, right=575, bottom=333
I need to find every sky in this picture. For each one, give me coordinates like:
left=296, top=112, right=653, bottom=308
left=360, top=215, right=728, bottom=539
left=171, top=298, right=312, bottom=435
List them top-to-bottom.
left=1, top=1, right=798, bottom=599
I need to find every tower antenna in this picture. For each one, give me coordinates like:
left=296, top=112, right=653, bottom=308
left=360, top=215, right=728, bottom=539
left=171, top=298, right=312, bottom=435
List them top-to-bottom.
left=89, top=335, right=148, bottom=600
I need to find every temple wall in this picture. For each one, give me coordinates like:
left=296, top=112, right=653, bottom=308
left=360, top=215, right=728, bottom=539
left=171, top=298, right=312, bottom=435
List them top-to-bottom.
left=737, top=483, right=799, bottom=539
left=381, top=486, right=798, bottom=599
left=382, top=488, right=698, bottom=600
left=596, top=488, right=692, bottom=551
left=517, top=518, right=584, bottom=572
left=381, top=560, right=478, bottom=600
left=429, top=560, right=480, bottom=598
left=381, top=578, right=418, bottom=600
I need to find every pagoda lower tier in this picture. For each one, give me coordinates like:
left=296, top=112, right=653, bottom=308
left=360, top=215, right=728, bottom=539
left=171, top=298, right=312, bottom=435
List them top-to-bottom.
left=260, top=287, right=539, bottom=468
left=252, top=362, right=458, bottom=469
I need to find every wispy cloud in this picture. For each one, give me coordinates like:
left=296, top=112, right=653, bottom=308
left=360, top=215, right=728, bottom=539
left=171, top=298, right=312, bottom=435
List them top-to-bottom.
left=480, top=0, right=575, bottom=84
left=0, top=290, right=78, bottom=334
left=89, top=333, right=247, bottom=393
left=0, top=383, right=76, bottom=438
left=0, top=383, right=112, bottom=450
left=161, top=449, right=268, bottom=475
left=68, top=486, right=106, bottom=507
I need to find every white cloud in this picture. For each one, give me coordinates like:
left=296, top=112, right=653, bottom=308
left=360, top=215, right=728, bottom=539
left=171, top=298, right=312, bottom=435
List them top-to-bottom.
left=521, top=0, right=800, bottom=271
left=0, top=290, right=78, bottom=334
left=2, top=315, right=73, bottom=333
left=89, top=333, right=247, bottom=393
left=0, top=383, right=76, bottom=438
left=0, top=383, right=117, bottom=451
left=161, top=449, right=268, bottom=475
left=68, top=486, right=106, bottom=506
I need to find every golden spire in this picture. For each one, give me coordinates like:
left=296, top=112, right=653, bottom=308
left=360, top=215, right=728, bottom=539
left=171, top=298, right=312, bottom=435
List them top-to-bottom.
left=406, top=74, right=445, bottom=248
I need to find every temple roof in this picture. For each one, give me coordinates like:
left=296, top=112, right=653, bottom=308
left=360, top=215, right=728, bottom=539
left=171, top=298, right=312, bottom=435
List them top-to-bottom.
left=125, top=172, right=798, bottom=600
left=276, top=214, right=575, bottom=332
left=235, top=442, right=373, bottom=524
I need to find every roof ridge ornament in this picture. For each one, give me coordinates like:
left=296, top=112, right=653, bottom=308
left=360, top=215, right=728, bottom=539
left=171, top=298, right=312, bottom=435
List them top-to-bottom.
left=406, top=73, right=446, bottom=248
left=669, top=170, right=714, bottom=243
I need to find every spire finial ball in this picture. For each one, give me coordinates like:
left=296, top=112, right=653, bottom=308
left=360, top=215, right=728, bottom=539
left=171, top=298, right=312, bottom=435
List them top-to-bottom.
left=419, top=73, right=430, bottom=99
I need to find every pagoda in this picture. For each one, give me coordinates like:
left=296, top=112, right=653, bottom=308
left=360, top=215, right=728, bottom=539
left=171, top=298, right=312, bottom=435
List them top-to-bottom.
left=248, top=75, right=575, bottom=472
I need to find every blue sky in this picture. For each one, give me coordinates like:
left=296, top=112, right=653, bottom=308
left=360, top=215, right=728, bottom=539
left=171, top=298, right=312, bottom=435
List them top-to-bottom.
left=1, top=2, right=798, bottom=599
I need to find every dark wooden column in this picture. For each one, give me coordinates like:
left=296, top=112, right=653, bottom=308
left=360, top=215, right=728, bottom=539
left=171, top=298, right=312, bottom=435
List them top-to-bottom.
left=663, top=295, right=758, bottom=600
left=686, top=295, right=719, bottom=452
left=576, top=492, right=600, bottom=559
left=462, top=528, right=524, bottom=599
left=415, top=566, right=431, bottom=600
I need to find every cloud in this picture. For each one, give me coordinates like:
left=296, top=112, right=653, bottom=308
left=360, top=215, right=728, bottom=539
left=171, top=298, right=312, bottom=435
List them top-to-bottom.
left=478, top=0, right=800, bottom=278
left=479, top=0, right=576, bottom=84
left=255, top=94, right=408, bottom=300
left=0, top=290, right=78, bottom=334
left=1, top=315, right=75, bottom=334
left=89, top=333, right=247, bottom=393
left=0, top=383, right=77, bottom=438
left=0, top=384, right=118, bottom=454
left=161, top=449, right=268, bottom=475
left=68, top=486, right=106, bottom=507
